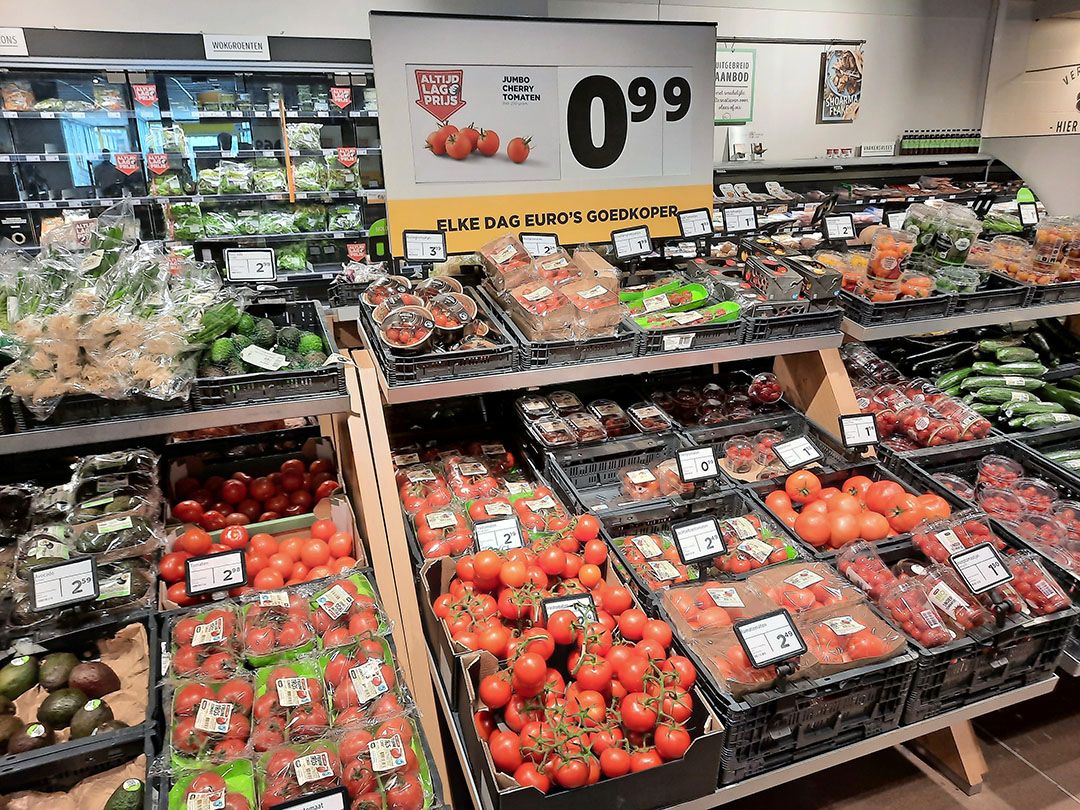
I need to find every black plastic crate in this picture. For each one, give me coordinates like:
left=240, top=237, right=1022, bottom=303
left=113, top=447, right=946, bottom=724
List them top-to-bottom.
left=952, top=272, right=1033, bottom=314
left=1028, top=279, right=1080, bottom=306
left=328, top=281, right=366, bottom=308
left=477, top=287, right=636, bottom=369
left=360, top=288, right=517, bottom=385
left=839, top=290, right=954, bottom=327
left=192, top=300, right=345, bottom=409
left=738, top=306, right=843, bottom=343
left=629, top=315, right=741, bottom=356
left=13, top=393, right=191, bottom=432
left=1018, top=427, right=1080, bottom=488
left=902, top=608, right=1077, bottom=724
left=0, top=611, right=160, bottom=788
left=681, top=633, right=915, bottom=784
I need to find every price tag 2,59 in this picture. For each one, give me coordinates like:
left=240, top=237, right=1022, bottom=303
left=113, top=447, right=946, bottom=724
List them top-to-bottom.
left=677, top=208, right=713, bottom=237
left=611, top=225, right=653, bottom=260
left=402, top=230, right=448, bottom=263
left=519, top=232, right=560, bottom=257
left=225, top=248, right=277, bottom=282
left=838, top=414, right=880, bottom=449
left=773, top=437, right=823, bottom=470
left=675, top=446, right=720, bottom=482
left=474, top=516, right=524, bottom=552
left=671, top=516, right=727, bottom=564
left=949, top=543, right=1014, bottom=594
left=186, top=549, right=248, bottom=596
left=29, top=557, right=98, bottom=611
left=541, top=593, right=598, bottom=624
left=733, top=609, right=807, bottom=668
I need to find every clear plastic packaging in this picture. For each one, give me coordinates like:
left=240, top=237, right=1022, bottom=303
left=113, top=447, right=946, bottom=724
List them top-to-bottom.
left=286, top=123, right=324, bottom=151
left=902, top=203, right=944, bottom=254
left=932, top=206, right=981, bottom=266
left=867, top=228, right=916, bottom=282
left=479, top=234, right=532, bottom=292
left=532, top=248, right=582, bottom=286
left=360, top=275, right=412, bottom=308
left=562, top=278, right=624, bottom=338
left=506, top=281, right=574, bottom=340
left=377, top=306, right=434, bottom=355
left=548, top=390, right=584, bottom=415
left=515, top=394, right=554, bottom=422
left=588, top=399, right=637, bottom=437
left=626, top=401, right=673, bottom=433
left=565, top=411, right=608, bottom=444
left=528, top=416, right=576, bottom=448
left=443, top=455, right=505, bottom=500
left=395, top=464, right=450, bottom=516
left=933, top=473, right=975, bottom=501
left=1013, top=477, right=1059, bottom=514
left=977, top=487, right=1024, bottom=525
left=511, top=488, right=570, bottom=533
left=411, top=506, right=473, bottom=558
left=711, top=514, right=798, bottom=575
left=836, top=541, right=900, bottom=600
left=1008, top=551, right=1072, bottom=615
left=750, top=561, right=863, bottom=614
left=908, top=562, right=992, bottom=634
left=309, top=572, right=391, bottom=649
left=661, top=580, right=773, bottom=637
left=876, top=580, right=953, bottom=647
left=241, top=592, right=318, bottom=666
left=800, top=602, right=906, bottom=674
left=169, top=605, right=244, bottom=682
left=689, top=629, right=789, bottom=698
left=321, top=639, right=414, bottom=728
left=252, top=661, right=330, bottom=749
left=168, top=675, right=255, bottom=768
left=335, top=718, right=434, bottom=809
left=257, top=737, right=343, bottom=805
left=167, top=760, right=257, bottom=810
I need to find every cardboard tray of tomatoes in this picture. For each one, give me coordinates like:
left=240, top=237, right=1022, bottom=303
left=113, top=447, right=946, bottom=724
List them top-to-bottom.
left=838, top=289, right=955, bottom=327
left=745, top=461, right=966, bottom=563
left=0, top=610, right=161, bottom=790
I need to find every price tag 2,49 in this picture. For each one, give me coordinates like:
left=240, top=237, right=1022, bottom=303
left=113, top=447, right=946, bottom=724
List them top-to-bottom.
left=402, top=230, right=448, bottom=263
left=838, top=414, right=880, bottom=449
left=773, top=437, right=823, bottom=470
left=675, top=446, right=720, bottom=482
left=474, top=516, right=524, bottom=552
left=671, top=516, right=727, bottom=565
left=949, top=543, right=1014, bottom=594
left=186, top=549, right=248, bottom=596
left=29, top=557, right=98, bottom=611
left=541, top=593, right=598, bottom=624
left=733, top=609, right=807, bottom=668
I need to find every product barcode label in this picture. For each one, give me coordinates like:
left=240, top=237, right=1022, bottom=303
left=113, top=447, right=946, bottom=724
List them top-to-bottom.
left=491, top=244, right=518, bottom=264
left=540, top=256, right=569, bottom=271
left=577, top=284, right=609, bottom=299
left=523, top=285, right=554, bottom=302
left=643, top=293, right=671, bottom=312
left=669, top=311, right=704, bottom=325
left=629, top=405, right=663, bottom=419
left=393, top=453, right=421, bottom=467
left=456, top=462, right=487, bottom=476
left=406, top=467, right=436, bottom=483
left=626, top=468, right=656, bottom=485
left=526, top=495, right=557, bottom=511
left=425, top=511, right=457, bottom=529
left=95, top=516, right=133, bottom=534
left=722, top=516, right=758, bottom=541
left=934, top=529, right=966, bottom=554
left=631, top=534, right=662, bottom=558
left=737, top=537, right=775, bottom=563
left=647, top=560, right=682, bottom=581
left=784, top=569, right=824, bottom=589
left=928, top=581, right=967, bottom=619
left=316, top=584, right=354, bottom=619
left=707, top=586, right=744, bottom=608
left=258, top=591, right=292, bottom=608
left=822, top=616, right=865, bottom=636
left=192, top=617, right=224, bottom=647
left=349, top=659, right=390, bottom=703
left=276, top=677, right=312, bottom=707
left=194, top=699, right=233, bottom=733
left=369, top=736, right=407, bottom=772
left=294, top=752, right=335, bottom=786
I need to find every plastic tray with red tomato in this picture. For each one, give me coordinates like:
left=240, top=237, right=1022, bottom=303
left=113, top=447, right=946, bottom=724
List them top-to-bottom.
left=442, top=454, right=509, bottom=500
left=396, top=463, right=453, bottom=517
left=411, top=504, right=475, bottom=559
left=309, top=571, right=391, bottom=649
left=240, top=591, right=319, bottom=667
left=168, top=604, right=244, bottom=682
left=320, top=637, right=414, bottom=729
left=251, top=661, right=331, bottom=752
left=168, top=675, right=255, bottom=770
left=166, top=760, right=257, bottom=810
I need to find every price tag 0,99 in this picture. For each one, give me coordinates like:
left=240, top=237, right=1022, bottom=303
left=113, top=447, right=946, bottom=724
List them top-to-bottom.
left=677, top=208, right=714, bottom=238
left=824, top=214, right=856, bottom=241
left=611, top=225, right=653, bottom=260
left=402, top=230, right=447, bottom=263
left=519, top=232, right=560, bottom=258
left=225, top=248, right=277, bottom=282
left=838, top=414, right=880, bottom=449
left=773, top=436, right=824, bottom=470
left=675, top=446, right=720, bottom=483
left=474, top=516, right=524, bottom=552
left=671, top=516, right=727, bottom=565
left=949, top=542, right=1014, bottom=594
left=186, top=549, right=248, bottom=596
left=29, top=557, right=99, bottom=612
left=541, top=593, right=598, bottom=624
left=733, top=609, right=807, bottom=669
left=275, top=786, right=349, bottom=810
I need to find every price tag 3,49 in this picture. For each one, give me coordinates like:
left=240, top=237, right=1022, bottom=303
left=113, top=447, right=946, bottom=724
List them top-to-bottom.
left=402, top=230, right=448, bottom=263
left=676, top=446, right=720, bottom=482
left=474, top=516, right=524, bottom=552
left=671, top=516, right=727, bottom=565
left=950, top=543, right=1014, bottom=594
left=185, top=549, right=247, bottom=596
left=29, top=557, right=98, bottom=611
left=733, top=609, right=807, bottom=668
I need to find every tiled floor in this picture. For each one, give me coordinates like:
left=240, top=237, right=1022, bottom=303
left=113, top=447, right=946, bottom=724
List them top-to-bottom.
left=722, top=675, right=1080, bottom=810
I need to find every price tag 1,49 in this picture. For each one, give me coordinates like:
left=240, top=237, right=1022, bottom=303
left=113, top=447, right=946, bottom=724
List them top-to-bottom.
left=722, top=205, right=758, bottom=234
left=677, top=208, right=714, bottom=237
left=611, top=225, right=653, bottom=260
left=402, top=230, right=448, bottom=263
left=519, top=232, right=560, bottom=257
left=225, top=248, right=277, bottom=282
left=838, top=414, right=880, bottom=449
left=773, top=436, right=824, bottom=470
left=675, top=446, right=720, bottom=482
left=474, top=516, right=524, bottom=552
left=671, top=516, right=727, bottom=565
left=949, top=543, right=1014, bottom=594
left=186, top=549, right=248, bottom=596
left=29, top=557, right=98, bottom=611
left=541, top=592, right=598, bottom=624
left=733, top=609, right=807, bottom=668
left=274, top=786, right=350, bottom=810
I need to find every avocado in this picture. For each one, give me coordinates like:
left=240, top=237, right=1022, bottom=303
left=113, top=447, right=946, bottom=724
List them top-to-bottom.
left=38, top=652, right=80, bottom=692
left=0, top=655, right=38, bottom=700
left=67, top=661, right=121, bottom=699
left=37, top=687, right=88, bottom=728
left=0, top=694, right=14, bottom=714
left=69, top=698, right=112, bottom=739
left=0, top=715, right=24, bottom=753
left=92, top=719, right=129, bottom=735
left=7, top=722, right=54, bottom=754
left=103, top=778, right=144, bottom=810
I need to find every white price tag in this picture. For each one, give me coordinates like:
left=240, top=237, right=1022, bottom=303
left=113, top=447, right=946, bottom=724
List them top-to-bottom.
left=1018, top=202, right=1040, bottom=227
left=722, top=205, right=758, bottom=234
left=677, top=208, right=713, bottom=237
left=886, top=212, right=907, bottom=230
left=824, top=214, right=856, bottom=241
left=611, top=225, right=652, bottom=260
left=402, top=230, right=447, bottom=263
left=520, top=232, right=560, bottom=257
left=225, top=248, right=277, bottom=282
left=643, top=293, right=671, bottom=312
left=662, top=333, right=695, bottom=351
left=240, top=345, right=288, bottom=371
left=838, top=414, right=879, bottom=448
left=773, top=437, right=823, bottom=470
left=675, top=446, right=719, bottom=482
left=474, top=516, right=524, bottom=552
left=671, top=516, right=727, bottom=564
left=950, top=543, right=1014, bottom=594
left=185, top=549, right=247, bottom=595
left=30, top=558, right=98, bottom=611
left=541, top=592, right=597, bottom=623
left=733, top=609, right=807, bottom=668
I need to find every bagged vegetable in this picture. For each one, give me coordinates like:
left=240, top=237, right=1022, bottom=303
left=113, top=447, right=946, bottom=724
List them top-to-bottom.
left=286, top=123, right=323, bottom=151
left=326, top=155, right=359, bottom=191
left=292, top=159, right=327, bottom=192
left=219, top=161, right=253, bottom=194
left=253, top=166, right=288, bottom=193
left=167, top=202, right=204, bottom=240
left=294, top=204, right=327, bottom=233
left=327, top=204, right=363, bottom=231
left=258, top=208, right=299, bottom=235
left=275, top=243, right=310, bottom=273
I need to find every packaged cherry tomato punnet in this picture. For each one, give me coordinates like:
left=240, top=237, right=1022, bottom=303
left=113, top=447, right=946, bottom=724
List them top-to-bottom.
left=479, top=233, right=533, bottom=292
left=531, top=247, right=583, bottom=287
left=562, top=276, right=624, bottom=338
left=505, top=280, right=575, bottom=340
left=711, top=512, right=800, bottom=576
left=836, top=541, right=900, bottom=601
left=1008, top=551, right=1073, bottom=616
left=748, top=561, right=863, bottom=616
left=240, top=590, right=318, bottom=667
left=168, top=604, right=244, bottom=682
left=321, top=637, right=415, bottom=729
left=252, top=661, right=330, bottom=751
left=166, top=674, right=255, bottom=770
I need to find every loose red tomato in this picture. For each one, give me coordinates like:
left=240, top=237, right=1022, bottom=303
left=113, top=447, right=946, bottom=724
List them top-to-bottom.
left=785, top=470, right=822, bottom=504
left=173, top=500, right=204, bottom=523
left=220, top=525, right=250, bottom=550
left=177, top=527, right=213, bottom=556
left=158, top=551, right=190, bottom=583
left=655, top=723, right=692, bottom=760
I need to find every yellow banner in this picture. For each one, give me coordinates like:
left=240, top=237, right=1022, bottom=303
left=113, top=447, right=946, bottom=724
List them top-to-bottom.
left=387, top=185, right=712, bottom=255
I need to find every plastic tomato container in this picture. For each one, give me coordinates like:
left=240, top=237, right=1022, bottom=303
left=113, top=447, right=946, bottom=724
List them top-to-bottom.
left=867, top=228, right=916, bottom=282
left=479, top=234, right=533, bottom=292
left=532, top=247, right=582, bottom=286
left=562, top=277, right=623, bottom=338
left=506, top=281, right=574, bottom=340
left=588, top=399, right=637, bottom=437
left=976, top=454, right=1024, bottom=490
left=1013, top=477, right=1059, bottom=515
left=836, top=541, right=899, bottom=600
left=1009, top=551, right=1073, bottom=615
left=878, top=581, right=953, bottom=648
